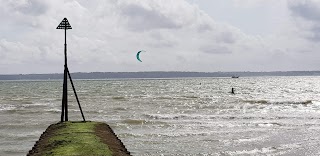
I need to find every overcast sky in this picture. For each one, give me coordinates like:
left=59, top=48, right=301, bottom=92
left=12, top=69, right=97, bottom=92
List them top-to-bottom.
left=1, top=0, right=320, bottom=74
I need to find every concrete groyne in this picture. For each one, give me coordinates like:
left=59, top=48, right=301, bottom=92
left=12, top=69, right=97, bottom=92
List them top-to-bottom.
left=27, top=121, right=130, bottom=156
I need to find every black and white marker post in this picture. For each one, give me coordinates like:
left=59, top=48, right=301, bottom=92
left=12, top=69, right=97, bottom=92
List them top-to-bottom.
left=57, top=18, right=85, bottom=122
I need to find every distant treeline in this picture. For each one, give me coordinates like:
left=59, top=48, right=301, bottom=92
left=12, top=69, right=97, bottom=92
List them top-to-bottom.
left=0, top=71, right=320, bottom=80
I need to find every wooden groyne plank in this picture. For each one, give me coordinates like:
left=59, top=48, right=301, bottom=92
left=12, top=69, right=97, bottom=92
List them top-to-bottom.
left=27, top=121, right=130, bottom=156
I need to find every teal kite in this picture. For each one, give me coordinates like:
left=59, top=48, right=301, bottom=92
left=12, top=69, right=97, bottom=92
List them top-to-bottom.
left=136, top=50, right=145, bottom=62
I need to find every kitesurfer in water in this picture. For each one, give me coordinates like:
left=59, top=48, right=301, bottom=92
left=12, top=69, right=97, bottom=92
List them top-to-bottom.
left=231, top=88, right=235, bottom=94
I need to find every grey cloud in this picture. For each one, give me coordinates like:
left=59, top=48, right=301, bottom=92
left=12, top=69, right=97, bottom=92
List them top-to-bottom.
left=0, top=0, right=49, bottom=31
left=6, top=0, right=48, bottom=16
left=21, top=0, right=47, bottom=16
left=289, top=0, right=320, bottom=41
left=289, top=1, right=320, bottom=22
left=120, top=3, right=182, bottom=31
left=197, top=23, right=212, bottom=32
left=308, top=25, right=320, bottom=41
left=216, top=31, right=236, bottom=44
left=147, top=32, right=177, bottom=48
left=148, top=40, right=176, bottom=48
left=200, top=46, right=232, bottom=54
left=176, top=55, right=187, bottom=62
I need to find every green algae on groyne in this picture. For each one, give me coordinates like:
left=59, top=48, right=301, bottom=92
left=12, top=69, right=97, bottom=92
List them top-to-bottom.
left=27, top=121, right=130, bottom=156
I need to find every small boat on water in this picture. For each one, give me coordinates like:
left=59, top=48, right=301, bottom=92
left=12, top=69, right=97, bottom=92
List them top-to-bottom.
left=231, top=76, right=239, bottom=78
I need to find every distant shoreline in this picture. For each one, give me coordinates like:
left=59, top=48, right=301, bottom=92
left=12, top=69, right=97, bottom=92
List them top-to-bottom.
left=1, top=71, right=320, bottom=80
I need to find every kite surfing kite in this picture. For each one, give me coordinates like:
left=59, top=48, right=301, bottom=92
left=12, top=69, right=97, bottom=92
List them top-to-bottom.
left=136, top=50, right=145, bottom=62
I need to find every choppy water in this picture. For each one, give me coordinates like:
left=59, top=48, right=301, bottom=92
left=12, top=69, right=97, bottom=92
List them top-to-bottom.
left=1, top=77, right=320, bottom=155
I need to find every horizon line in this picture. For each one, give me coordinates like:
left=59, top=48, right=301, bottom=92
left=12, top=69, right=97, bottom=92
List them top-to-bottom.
left=1, top=70, right=320, bottom=75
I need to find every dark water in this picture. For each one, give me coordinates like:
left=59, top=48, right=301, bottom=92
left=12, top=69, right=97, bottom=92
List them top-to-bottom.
left=1, top=77, right=320, bottom=155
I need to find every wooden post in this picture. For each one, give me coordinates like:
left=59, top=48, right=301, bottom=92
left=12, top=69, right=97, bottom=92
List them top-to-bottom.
left=57, top=18, right=72, bottom=122
left=63, top=27, right=68, bottom=121
left=67, top=68, right=86, bottom=121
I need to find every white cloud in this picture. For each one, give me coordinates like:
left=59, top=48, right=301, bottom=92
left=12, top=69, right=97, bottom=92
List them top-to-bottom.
left=1, top=0, right=320, bottom=74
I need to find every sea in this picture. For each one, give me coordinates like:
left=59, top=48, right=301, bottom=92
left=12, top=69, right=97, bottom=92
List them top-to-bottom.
left=1, top=76, right=320, bottom=156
